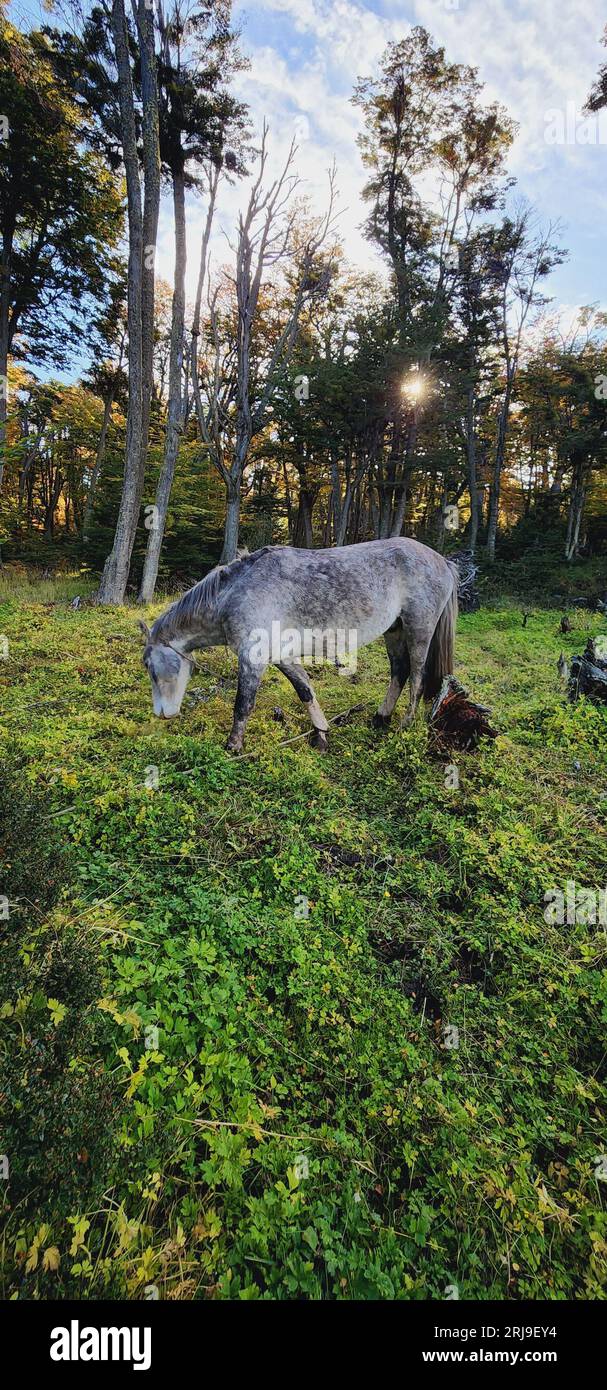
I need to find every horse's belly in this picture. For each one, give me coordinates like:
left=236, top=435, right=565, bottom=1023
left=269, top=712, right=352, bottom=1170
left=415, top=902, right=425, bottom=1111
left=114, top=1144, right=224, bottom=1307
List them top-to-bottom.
left=277, top=596, right=402, bottom=656
left=355, top=604, right=402, bottom=649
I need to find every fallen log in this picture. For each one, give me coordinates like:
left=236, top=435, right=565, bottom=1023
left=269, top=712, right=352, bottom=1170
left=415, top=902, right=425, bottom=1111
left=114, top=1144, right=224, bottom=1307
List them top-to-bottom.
left=568, top=639, right=607, bottom=704
left=428, top=676, right=498, bottom=754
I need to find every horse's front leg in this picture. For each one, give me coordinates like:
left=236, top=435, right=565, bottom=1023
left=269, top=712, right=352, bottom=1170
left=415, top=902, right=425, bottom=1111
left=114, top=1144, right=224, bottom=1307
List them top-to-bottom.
left=226, top=653, right=266, bottom=753
left=276, top=661, right=330, bottom=751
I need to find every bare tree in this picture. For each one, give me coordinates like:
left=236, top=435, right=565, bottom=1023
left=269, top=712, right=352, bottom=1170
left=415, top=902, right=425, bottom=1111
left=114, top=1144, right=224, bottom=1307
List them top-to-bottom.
left=193, top=126, right=337, bottom=562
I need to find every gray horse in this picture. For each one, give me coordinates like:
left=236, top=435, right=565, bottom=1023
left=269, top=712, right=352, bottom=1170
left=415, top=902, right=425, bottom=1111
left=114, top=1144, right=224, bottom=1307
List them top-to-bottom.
left=140, top=538, right=458, bottom=752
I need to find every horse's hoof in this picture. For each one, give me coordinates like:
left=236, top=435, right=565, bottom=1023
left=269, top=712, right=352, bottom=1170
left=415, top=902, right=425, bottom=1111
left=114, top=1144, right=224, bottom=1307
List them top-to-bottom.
left=372, top=712, right=391, bottom=730
left=310, top=730, right=329, bottom=752
left=226, top=738, right=243, bottom=755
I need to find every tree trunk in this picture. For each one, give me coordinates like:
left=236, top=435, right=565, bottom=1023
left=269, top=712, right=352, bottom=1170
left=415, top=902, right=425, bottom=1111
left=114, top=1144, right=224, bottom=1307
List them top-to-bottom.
left=97, top=0, right=144, bottom=603
left=98, top=0, right=160, bottom=604
left=137, top=0, right=161, bottom=521
left=139, top=168, right=186, bottom=602
left=0, top=210, right=16, bottom=505
left=0, top=301, right=8, bottom=502
left=466, top=387, right=480, bottom=553
left=83, top=388, right=114, bottom=542
left=486, top=389, right=510, bottom=563
left=389, top=412, right=416, bottom=537
left=17, top=432, right=42, bottom=516
left=330, top=449, right=342, bottom=544
left=281, top=456, right=294, bottom=538
left=565, top=462, right=587, bottom=562
left=43, top=469, right=63, bottom=539
left=377, top=478, right=391, bottom=538
left=335, top=481, right=354, bottom=546
left=220, top=483, right=241, bottom=563
left=293, top=487, right=315, bottom=547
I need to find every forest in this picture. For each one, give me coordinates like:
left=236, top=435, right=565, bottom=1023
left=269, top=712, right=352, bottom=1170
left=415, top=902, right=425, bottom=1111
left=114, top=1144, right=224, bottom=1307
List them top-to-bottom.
left=1, top=0, right=606, bottom=1316
left=0, top=8, right=605, bottom=585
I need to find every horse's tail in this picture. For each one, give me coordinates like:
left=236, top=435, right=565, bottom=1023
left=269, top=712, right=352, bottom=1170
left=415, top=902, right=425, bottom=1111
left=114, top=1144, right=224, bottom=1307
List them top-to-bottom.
left=423, top=565, right=458, bottom=700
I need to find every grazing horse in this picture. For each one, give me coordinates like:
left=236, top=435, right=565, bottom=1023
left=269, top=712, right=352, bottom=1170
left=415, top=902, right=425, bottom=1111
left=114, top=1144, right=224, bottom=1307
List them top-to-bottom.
left=140, top=538, right=458, bottom=753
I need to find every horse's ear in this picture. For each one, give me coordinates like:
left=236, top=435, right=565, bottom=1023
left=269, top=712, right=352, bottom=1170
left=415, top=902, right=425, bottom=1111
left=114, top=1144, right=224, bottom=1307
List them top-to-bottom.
left=137, top=620, right=150, bottom=642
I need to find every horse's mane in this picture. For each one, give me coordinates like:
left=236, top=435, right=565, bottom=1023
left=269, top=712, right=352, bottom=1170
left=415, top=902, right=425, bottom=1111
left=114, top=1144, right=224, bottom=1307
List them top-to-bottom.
left=151, top=548, right=267, bottom=640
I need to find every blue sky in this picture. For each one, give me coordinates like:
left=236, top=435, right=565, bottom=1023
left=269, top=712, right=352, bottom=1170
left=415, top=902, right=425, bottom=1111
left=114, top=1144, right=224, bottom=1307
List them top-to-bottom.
left=11, top=0, right=607, bottom=358
left=227, top=0, right=607, bottom=318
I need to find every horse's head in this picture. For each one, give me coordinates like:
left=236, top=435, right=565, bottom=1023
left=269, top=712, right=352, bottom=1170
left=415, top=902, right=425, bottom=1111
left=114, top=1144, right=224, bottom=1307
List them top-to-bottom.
left=139, top=622, right=193, bottom=719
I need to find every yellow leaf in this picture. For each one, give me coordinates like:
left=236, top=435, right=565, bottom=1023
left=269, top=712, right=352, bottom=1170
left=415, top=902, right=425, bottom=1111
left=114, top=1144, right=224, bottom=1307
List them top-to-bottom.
left=98, top=997, right=120, bottom=1015
left=121, top=1009, right=142, bottom=1037
left=68, top=1217, right=90, bottom=1257
left=42, top=1245, right=61, bottom=1272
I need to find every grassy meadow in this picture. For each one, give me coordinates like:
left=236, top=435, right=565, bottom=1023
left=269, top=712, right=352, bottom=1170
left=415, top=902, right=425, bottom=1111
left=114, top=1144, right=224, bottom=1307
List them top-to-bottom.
left=1, top=572, right=606, bottom=1300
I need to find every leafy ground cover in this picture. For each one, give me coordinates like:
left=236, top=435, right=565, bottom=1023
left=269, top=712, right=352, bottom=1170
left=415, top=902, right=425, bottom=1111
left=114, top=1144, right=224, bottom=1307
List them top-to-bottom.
left=0, top=575, right=606, bottom=1299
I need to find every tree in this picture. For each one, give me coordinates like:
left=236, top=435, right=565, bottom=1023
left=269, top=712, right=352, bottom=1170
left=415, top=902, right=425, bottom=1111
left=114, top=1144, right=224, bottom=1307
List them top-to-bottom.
left=96, top=0, right=161, bottom=602
left=138, top=0, right=248, bottom=601
left=0, top=9, right=124, bottom=499
left=352, top=26, right=515, bottom=536
left=586, top=26, right=607, bottom=115
left=193, top=127, right=337, bottom=562
left=485, top=209, right=564, bottom=562
left=447, top=229, right=504, bottom=551
left=82, top=276, right=128, bottom=541
left=518, top=312, right=607, bottom=560
left=3, top=376, right=109, bottom=541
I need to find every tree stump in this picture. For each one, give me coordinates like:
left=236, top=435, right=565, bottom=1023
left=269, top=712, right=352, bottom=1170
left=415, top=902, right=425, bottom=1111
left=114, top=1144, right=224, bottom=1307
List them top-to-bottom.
left=568, top=639, right=607, bottom=704
left=428, top=676, right=498, bottom=754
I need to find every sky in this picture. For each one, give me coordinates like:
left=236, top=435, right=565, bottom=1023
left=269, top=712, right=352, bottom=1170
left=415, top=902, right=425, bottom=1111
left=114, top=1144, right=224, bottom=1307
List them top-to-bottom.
left=10, top=0, right=607, bottom=363
left=221, top=0, right=607, bottom=317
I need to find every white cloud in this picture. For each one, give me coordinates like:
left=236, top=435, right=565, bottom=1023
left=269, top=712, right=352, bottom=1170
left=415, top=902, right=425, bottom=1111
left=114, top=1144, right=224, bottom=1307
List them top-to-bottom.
left=153, top=0, right=607, bottom=317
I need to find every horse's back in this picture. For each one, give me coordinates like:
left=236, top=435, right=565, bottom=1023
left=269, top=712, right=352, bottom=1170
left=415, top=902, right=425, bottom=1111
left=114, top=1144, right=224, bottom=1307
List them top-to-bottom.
left=248, top=536, right=451, bottom=575
left=222, top=538, right=454, bottom=649
left=246, top=538, right=455, bottom=606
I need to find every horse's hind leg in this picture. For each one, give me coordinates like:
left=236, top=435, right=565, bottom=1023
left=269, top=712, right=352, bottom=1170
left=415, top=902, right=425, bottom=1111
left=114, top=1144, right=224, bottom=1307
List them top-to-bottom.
left=373, top=621, right=410, bottom=729
left=400, top=635, right=431, bottom=729
left=226, top=653, right=266, bottom=753
left=276, top=661, right=330, bottom=751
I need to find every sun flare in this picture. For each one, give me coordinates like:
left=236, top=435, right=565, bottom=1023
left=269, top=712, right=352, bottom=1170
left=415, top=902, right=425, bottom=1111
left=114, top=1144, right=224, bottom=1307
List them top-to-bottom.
left=401, top=371, right=425, bottom=401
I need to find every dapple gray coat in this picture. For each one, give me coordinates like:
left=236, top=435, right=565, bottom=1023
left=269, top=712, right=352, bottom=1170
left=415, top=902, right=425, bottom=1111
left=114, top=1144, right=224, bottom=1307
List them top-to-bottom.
left=141, top=538, right=458, bottom=751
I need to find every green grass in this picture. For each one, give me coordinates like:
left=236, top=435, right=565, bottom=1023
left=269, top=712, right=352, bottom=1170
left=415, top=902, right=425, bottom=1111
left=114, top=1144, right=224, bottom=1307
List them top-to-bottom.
left=1, top=581, right=606, bottom=1300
